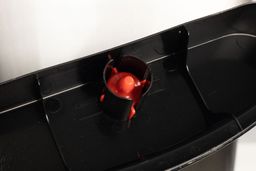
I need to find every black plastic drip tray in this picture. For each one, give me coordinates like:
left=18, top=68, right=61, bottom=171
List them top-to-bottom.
left=0, top=4, right=256, bottom=171
left=187, top=34, right=256, bottom=128
left=43, top=58, right=206, bottom=170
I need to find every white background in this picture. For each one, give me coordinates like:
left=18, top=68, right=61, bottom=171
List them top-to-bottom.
left=0, top=0, right=252, bottom=82
left=0, top=1, right=255, bottom=171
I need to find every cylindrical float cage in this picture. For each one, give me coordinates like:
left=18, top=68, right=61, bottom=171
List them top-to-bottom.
left=101, top=56, right=152, bottom=122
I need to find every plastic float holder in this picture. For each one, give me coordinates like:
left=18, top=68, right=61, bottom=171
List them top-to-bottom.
left=100, top=56, right=152, bottom=122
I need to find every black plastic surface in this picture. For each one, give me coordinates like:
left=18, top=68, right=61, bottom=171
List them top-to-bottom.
left=187, top=35, right=256, bottom=118
left=43, top=58, right=207, bottom=170
left=0, top=75, right=40, bottom=111
left=0, top=102, right=65, bottom=171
